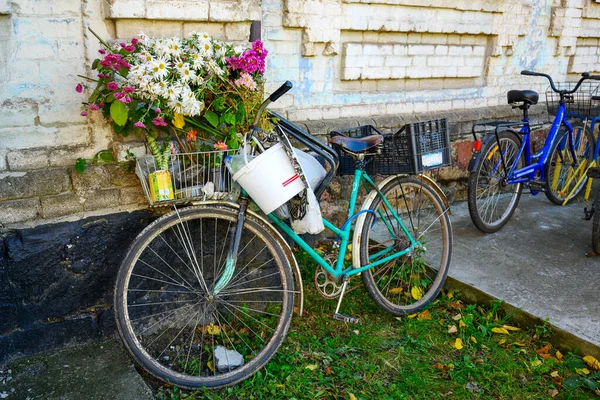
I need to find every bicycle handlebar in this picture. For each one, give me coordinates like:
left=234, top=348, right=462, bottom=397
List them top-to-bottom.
left=521, top=69, right=599, bottom=94
left=252, top=81, right=294, bottom=127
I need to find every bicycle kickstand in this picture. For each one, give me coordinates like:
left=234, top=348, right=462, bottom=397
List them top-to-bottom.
left=333, top=276, right=360, bottom=324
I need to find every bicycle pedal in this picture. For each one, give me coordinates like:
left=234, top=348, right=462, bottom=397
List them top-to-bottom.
left=528, top=181, right=546, bottom=192
left=584, top=206, right=594, bottom=221
left=333, top=313, right=360, bottom=324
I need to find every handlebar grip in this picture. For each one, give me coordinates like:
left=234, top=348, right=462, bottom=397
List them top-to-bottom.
left=521, top=70, right=536, bottom=76
left=589, top=75, right=600, bottom=80
left=269, top=81, right=293, bottom=102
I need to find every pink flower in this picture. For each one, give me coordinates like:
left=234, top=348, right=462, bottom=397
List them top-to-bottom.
left=131, top=38, right=138, bottom=45
left=120, top=42, right=126, bottom=48
left=124, top=45, right=136, bottom=53
left=98, top=49, right=106, bottom=55
left=234, top=72, right=257, bottom=91
left=107, top=81, right=119, bottom=91
left=75, top=83, right=83, bottom=93
left=123, top=86, right=135, bottom=93
left=113, top=92, right=125, bottom=100
left=118, top=96, right=132, bottom=104
left=99, top=102, right=104, bottom=108
left=88, top=104, right=99, bottom=111
left=154, top=108, right=161, bottom=114
left=80, top=111, right=88, bottom=116
left=152, top=117, right=168, bottom=127
left=134, top=121, right=146, bottom=128
left=213, top=141, right=228, bottom=151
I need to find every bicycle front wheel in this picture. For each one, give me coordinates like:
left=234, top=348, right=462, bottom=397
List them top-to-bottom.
left=545, top=125, right=595, bottom=205
left=467, top=130, right=524, bottom=233
left=358, top=176, right=452, bottom=316
left=115, top=206, right=294, bottom=389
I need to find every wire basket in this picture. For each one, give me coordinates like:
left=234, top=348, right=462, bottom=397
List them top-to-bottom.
left=546, top=82, right=600, bottom=119
left=330, top=118, right=450, bottom=176
left=136, top=149, right=239, bottom=207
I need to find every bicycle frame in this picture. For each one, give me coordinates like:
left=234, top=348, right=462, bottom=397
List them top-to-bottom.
left=493, top=103, right=575, bottom=186
left=267, top=169, right=418, bottom=280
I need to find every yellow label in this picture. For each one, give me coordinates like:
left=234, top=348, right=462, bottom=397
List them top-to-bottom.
left=148, top=170, right=174, bottom=202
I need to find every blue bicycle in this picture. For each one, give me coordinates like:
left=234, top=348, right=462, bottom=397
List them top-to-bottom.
left=467, top=70, right=600, bottom=233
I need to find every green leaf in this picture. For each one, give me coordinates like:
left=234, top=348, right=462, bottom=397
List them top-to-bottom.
left=91, top=58, right=100, bottom=70
left=118, top=66, right=129, bottom=78
left=105, top=93, right=115, bottom=103
left=110, top=100, right=128, bottom=126
left=236, top=107, right=246, bottom=124
left=205, top=111, right=219, bottom=128
left=223, top=113, right=236, bottom=125
left=226, top=139, right=240, bottom=150
left=97, top=150, right=114, bottom=162
left=75, top=158, right=87, bottom=173
left=566, top=356, right=586, bottom=370
left=563, top=377, right=582, bottom=389
left=583, top=378, right=598, bottom=390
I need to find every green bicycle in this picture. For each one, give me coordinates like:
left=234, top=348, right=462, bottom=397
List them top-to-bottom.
left=114, top=82, right=453, bottom=389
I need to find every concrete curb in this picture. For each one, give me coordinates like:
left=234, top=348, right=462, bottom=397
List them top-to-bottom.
left=445, top=276, right=600, bottom=359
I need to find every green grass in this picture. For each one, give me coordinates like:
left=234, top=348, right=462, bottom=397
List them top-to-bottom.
left=155, top=250, right=597, bottom=399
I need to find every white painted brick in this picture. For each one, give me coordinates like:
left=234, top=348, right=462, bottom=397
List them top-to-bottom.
left=107, top=0, right=146, bottom=18
left=146, top=0, right=209, bottom=20
left=210, top=0, right=260, bottom=22
left=182, top=22, right=225, bottom=39
left=225, top=22, right=251, bottom=41
left=15, top=40, right=57, bottom=60
left=57, top=40, right=83, bottom=60
left=345, top=43, right=363, bottom=56
left=363, top=44, right=381, bottom=55
left=408, top=44, right=435, bottom=55
left=393, top=45, right=408, bottom=56
left=435, top=45, right=448, bottom=55
left=448, top=46, right=473, bottom=56
left=473, top=46, right=486, bottom=56
left=344, top=55, right=363, bottom=68
left=368, top=55, right=385, bottom=67
left=385, top=56, right=411, bottom=67
left=411, top=56, right=427, bottom=67
left=362, top=67, right=391, bottom=80
left=390, top=67, right=406, bottom=79
left=407, top=67, right=431, bottom=79
left=0, top=102, right=37, bottom=127
left=322, top=107, right=340, bottom=120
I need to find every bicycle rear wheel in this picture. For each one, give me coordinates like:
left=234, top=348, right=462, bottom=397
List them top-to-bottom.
left=545, top=125, right=595, bottom=205
left=467, top=130, right=524, bottom=233
left=357, top=176, right=452, bottom=316
left=115, top=206, right=294, bottom=389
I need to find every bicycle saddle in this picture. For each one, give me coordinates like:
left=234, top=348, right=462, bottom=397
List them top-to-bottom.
left=507, top=90, right=539, bottom=105
left=329, top=134, right=384, bottom=153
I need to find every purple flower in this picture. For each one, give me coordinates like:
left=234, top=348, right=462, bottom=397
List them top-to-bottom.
left=227, top=40, right=268, bottom=75
left=107, top=81, right=119, bottom=91
left=75, top=83, right=83, bottom=93
left=123, top=85, right=135, bottom=93
left=88, top=104, right=99, bottom=111
left=80, top=111, right=88, bottom=116
left=152, top=117, right=168, bottom=127
left=134, top=121, right=146, bottom=128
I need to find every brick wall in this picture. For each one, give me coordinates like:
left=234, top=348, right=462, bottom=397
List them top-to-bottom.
left=1, top=0, right=600, bottom=228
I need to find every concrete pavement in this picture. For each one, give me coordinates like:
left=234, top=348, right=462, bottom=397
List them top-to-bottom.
left=449, top=193, right=600, bottom=351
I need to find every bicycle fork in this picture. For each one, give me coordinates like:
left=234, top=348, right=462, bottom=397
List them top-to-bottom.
left=213, top=197, right=249, bottom=295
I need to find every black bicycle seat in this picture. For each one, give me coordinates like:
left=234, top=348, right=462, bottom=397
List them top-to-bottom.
left=507, top=90, right=539, bottom=105
left=329, top=134, right=384, bottom=153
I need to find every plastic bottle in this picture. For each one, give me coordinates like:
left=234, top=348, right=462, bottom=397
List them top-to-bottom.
left=224, top=154, right=255, bottom=175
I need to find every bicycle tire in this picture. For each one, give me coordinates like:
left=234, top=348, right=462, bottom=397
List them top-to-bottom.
left=544, top=125, right=595, bottom=205
left=467, top=130, right=524, bottom=233
left=358, top=176, right=452, bottom=316
left=592, top=195, right=600, bottom=254
left=114, top=205, right=294, bottom=389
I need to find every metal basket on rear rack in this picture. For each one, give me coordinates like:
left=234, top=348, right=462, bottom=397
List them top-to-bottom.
left=546, top=81, right=600, bottom=119
left=136, top=149, right=240, bottom=207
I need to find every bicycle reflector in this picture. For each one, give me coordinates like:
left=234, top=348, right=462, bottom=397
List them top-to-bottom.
left=473, top=139, right=482, bottom=151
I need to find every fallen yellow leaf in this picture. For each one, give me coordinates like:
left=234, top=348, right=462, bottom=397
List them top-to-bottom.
left=172, top=112, right=185, bottom=129
left=389, top=287, right=403, bottom=294
left=411, top=287, right=423, bottom=300
left=447, top=291, right=454, bottom=299
left=417, top=310, right=432, bottom=320
left=452, top=313, right=462, bottom=321
left=407, top=314, right=417, bottom=319
left=459, top=320, right=466, bottom=328
left=207, top=323, right=221, bottom=335
left=448, top=325, right=458, bottom=334
left=502, top=325, right=521, bottom=331
left=491, top=327, right=509, bottom=334
left=470, top=336, right=477, bottom=344
left=454, top=338, right=463, bottom=350
left=498, top=338, right=506, bottom=345
left=513, top=342, right=527, bottom=347
left=556, top=351, right=563, bottom=361
left=583, top=355, right=600, bottom=370
left=531, top=359, right=542, bottom=367
left=207, top=361, right=215, bottom=372
left=306, top=364, right=319, bottom=371
left=576, top=368, right=590, bottom=375
left=550, top=370, right=559, bottom=378
left=276, top=384, right=285, bottom=389
left=548, top=389, right=558, bottom=398
left=349, top=394, right=357, bottom=400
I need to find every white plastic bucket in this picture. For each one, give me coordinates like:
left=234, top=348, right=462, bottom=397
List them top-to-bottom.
left=232, top=142, right=305, bottom=214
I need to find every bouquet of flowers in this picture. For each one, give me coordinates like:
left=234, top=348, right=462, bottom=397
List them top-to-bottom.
left=76, top=29, right=270, bottom=171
